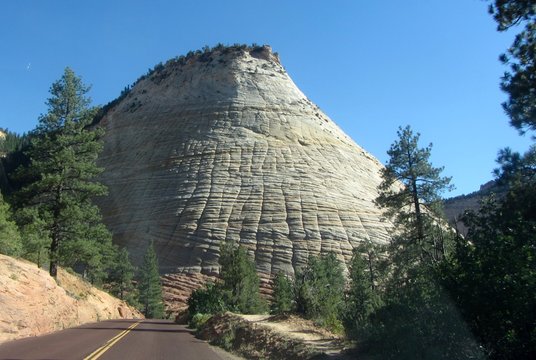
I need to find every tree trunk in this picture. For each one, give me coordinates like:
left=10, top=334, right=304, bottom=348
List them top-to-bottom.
left=411, top=178, right=424, bottom=243
left=49, top=183, right=63, bottom=279
left=49, top=237, right=58, bottom=278
left=367, top=247, right=375, bottom=291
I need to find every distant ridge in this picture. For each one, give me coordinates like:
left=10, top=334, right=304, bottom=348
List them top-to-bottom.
left=443, top=180, right=507, bottom=234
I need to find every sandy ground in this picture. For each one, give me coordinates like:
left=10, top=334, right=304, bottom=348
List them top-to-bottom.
left=238, top=314, right=346, bottom=355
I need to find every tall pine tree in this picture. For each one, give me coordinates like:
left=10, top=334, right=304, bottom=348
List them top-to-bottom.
left=488, top=0, right=536, bottom=134
left=16, top=67, right=112, bottom=279
left=376, top=125, right=453, bottom=264
left=357, top=126, right=483, bottom=359
left=363, top=126, right=483, bottom=359
left=0, top=192, right=22, bottom=256
left=138, top=241, right=164, bottom=318
left=218, top=243, right=266, bottom=314
left=343, top=243, right=384, bottom=339
left=109, top=247, right=138, bottom=306
left=295, top=253, right=345, bottom=331
left=270, top=271, right=295, bottom=315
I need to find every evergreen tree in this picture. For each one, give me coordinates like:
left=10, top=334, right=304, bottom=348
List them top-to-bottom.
left=487, top=0, right=536, bottom=134
left=15, top=67, right=112, bottom=279
left=376, top=125, right=453, bottom=265
left=359, top=126, right=484, bottom=359
left=0, top=129, right=28, bottom=155
left=440, top=147, right=536, bottom=359
left=0, top=192, right=22, bottom=256
left=17, top=207, right=49, bottom=267
left=138, top=241, right=164, bottom=318
left=219, top=242, right=266, bottom=314
left=187, top=243, right=265, bottom=316
left=343, top=244, right=383, bottom=338
left=109, top=247, right=138, bottom=306
left=295, top=252, right=345, bottom=331
left=365, top=266, right=483, bottom=360
left=271, top=271, right=295, bottom=315
left=187, top=282, right=227, bottom=315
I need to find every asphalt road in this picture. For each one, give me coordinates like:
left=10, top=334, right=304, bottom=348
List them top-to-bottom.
left=0, top=319, right=228, bottom=360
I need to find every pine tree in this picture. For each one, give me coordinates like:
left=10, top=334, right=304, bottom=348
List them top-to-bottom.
left=487, top=0, right=536, bottom=134
left=15, top=67, right=112, bottom=279
left=377, top=125, right=453, bottom=264
left=363, top=126, right=483, bottom=359
left=0, top=129, right=28, bottom=155
left=440, top=146, right=536, bottom=359
left=0, top=192, right=22, bottom=256
left=17, top=207, right=49, bottom=267
left=138, top=241, right=164, bottom=318
left=218, top=242, right=266, bottom=314
left=186, top=243, right=266, bottom=316
left=344, top=244, right=383, bottom=338
left=109, top=247, right=137, bottom=305
left=295, top=253, right=345, bottom=331
left=271, top=271, right=295, bottom=315
left=187, top=282, right=227, bottom=315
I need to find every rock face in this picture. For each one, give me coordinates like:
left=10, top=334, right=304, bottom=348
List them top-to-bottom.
left=96, top=45, right=394, bottom=284
left=0, top=254, right=142, bottom=344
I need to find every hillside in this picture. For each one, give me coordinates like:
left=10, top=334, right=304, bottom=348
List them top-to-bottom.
left=443, top=180, right=507, bottom=234
left=0, top=254, right=143, bottom=344
left=197, top=313, right=349, bottom=359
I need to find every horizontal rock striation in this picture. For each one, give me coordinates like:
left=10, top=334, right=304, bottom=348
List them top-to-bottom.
left=96, top=46, right=394, bottom=288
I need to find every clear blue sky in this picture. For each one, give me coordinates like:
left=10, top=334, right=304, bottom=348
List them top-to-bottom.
left=0, top=0, right=532, bottom=197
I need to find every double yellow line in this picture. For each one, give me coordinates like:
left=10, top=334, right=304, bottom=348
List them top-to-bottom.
left=84, top=320, right=142, bottom=360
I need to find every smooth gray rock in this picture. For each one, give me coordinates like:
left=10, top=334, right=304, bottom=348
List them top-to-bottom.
left=96, top=46, right=394, bottom=280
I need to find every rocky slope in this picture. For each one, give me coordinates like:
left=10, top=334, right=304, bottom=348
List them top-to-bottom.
left=95, top=45, right=397, bottom=302
left=443, top=180, right=506, bottom=234
left=0, top=254, right=142, bottom=344
left=197, top=312, right=349, bottom=359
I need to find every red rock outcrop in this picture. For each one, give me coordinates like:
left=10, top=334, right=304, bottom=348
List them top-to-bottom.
left=0, top=254, right=142, bottom=344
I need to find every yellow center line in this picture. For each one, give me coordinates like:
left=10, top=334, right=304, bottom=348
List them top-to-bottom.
left=84, top=320, right=142, bottom=360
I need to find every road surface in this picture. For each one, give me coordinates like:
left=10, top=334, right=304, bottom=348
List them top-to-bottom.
left=0, top=319, right=231, bottom=359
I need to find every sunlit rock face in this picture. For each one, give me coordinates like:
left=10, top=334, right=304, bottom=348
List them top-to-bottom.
left=96, top=45, right=393, bottom=282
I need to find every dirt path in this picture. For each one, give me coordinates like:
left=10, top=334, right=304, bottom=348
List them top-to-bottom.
left=237, top=314, right=347, bottom=356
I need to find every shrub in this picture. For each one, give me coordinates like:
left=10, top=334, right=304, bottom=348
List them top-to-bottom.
left=0, top=193, right=22, bottom=257
left=219, top=243, right=267, bottom=314
left=295, top=252, right=345, bottom=332
left=271, top=271, right=295, bottom=314
left=187, top=282, right=227, bottom=315
left=188, top=313, right=212, bottom=330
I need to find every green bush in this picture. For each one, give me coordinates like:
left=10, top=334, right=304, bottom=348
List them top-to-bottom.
left=0, top=193, right=22, bottom=257
left=187, top=243, right=267, bottom=317
left=219, top=243, right=267, bottom=314
left=343, top=245, right=384, bottom=339
left=295, top=252, right=345, bottom=332
left=362, top=267, right=484, bottom=360
left=271, top=271, right=295, bottom=314
left=187, top=282, right=227, bottom=315
left=188, top=313, right=212, bottom=330
left=211, top=325, right=236, bottom=351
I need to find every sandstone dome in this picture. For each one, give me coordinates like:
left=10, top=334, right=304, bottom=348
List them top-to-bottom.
left=96, top=45, right=393, bottom=281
